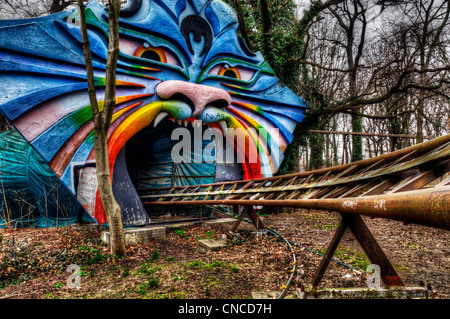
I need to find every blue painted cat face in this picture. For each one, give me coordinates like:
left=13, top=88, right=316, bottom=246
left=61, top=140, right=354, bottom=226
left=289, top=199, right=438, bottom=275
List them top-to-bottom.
left=0, top=0, right=307, bottom=225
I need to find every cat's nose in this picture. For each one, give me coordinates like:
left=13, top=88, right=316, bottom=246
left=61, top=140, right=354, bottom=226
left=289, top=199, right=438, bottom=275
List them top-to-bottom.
left=155, top=80, right=231, bottom=117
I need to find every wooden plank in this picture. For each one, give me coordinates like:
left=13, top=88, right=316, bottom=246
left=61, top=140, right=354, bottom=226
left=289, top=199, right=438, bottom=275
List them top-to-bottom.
left=384, top=150, right=417, bottom=168
left=357, top=159, right=385, bottom=175
left=389, top=159, right=450, bottom=193
left=332, top=164, right=359, bottom=180
left=338, top=179, right=381, bottom=198
left=360, top=179, right=394, bottom=196
left=321, top=185, right=354, bottom=199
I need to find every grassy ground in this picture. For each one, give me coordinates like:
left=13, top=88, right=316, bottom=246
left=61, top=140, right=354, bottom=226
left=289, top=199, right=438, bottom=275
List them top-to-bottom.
left=1, top=209, right=448, bottom=299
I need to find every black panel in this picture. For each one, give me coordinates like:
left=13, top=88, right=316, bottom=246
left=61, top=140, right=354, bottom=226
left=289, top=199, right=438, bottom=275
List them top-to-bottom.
left=112, top=146, right=151, bottom=226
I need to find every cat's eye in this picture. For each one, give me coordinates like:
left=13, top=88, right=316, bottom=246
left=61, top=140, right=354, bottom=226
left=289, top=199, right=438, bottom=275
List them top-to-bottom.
left=133, top=42, right=180, bottom=66
left=208, top=63, right=255, bottom=82
left=219, top=64, right=240, bottom=79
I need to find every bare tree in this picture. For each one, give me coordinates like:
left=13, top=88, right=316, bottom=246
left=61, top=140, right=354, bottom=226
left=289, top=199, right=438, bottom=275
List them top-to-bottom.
left=0, top=0, right=72, bottom=18
left=0, top=0, right=119, bottom=18
left=77, top=0, right=126, bottom=257
left=296, top=0, right=450, bottom=166
left=398, top=0, right=450, bottom=143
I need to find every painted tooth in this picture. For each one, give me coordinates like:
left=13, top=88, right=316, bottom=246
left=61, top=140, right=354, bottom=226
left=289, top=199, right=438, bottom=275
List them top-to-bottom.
left=154, top=112, right=169, bottom=127
left=170, top=118, right=176, bottom=123
left=177, top=120, right=182, bottom=125
left=183, top=120, right=188, bottom=127
left=218, top=120, right=227, bottom=135
left=190, top=121, right=195, bottom=128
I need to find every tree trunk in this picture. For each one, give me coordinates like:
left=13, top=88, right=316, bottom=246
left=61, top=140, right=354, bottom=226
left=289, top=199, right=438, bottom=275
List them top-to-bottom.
left=77, top=0, right=126, bottom=257
left=349, top=65, right=363, bottom=162
left=416, top=92, right=425, bottom=145
left=351, top=111, right=363, bottom=162
left=309, top=120, right=325, bottom=170
left=94, top=126, right=126, bottom=257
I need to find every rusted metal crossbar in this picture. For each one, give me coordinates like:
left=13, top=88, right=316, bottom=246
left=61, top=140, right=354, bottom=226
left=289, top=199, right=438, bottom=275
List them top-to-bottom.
left=141, top=134, right=450, bottom=288
left=142, top=134, right=450, bottom=230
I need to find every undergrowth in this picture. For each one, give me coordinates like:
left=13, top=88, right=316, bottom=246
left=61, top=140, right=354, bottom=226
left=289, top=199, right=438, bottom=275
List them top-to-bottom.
left=0, top=228, right=110, bottom=289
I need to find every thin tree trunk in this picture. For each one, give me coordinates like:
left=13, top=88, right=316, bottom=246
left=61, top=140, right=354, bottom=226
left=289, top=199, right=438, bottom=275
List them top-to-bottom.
left=77, top=0, right=126, bottom=257
left=232, top=0, right=252, bottom=51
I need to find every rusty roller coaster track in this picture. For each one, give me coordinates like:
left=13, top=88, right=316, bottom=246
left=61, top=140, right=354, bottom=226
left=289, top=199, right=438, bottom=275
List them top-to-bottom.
left=142, top=134, right=450, bottom=289
left=142, top=134, right=450, bottom=230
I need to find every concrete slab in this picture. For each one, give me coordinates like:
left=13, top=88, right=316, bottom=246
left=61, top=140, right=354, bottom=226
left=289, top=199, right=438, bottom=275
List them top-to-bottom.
left=99, top=217, right=235, bottom=247
left=164, top=217, right=236, bottom=229
left=202, top=218, right=236, bottom=226
left=71, top=223, right=108, bottom=232
left=101, top=225, right=166, bottom=246
left=197, top=238, right=227, bottom=253
left=252, top=287, right=429, bottom=299
left=295, top=287, right=429, bottom=299
left=251, top=291, right=297, bottom=299
left=251, top=291, right=280, bottom=299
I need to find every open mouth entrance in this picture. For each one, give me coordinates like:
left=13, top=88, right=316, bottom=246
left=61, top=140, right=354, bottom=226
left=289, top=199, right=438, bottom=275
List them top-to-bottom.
left=111, top=117, right=244, bottom=226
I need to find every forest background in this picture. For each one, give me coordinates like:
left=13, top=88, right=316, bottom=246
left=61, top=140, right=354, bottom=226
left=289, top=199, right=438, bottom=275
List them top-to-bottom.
left=1, top=0, right=449, bottom=174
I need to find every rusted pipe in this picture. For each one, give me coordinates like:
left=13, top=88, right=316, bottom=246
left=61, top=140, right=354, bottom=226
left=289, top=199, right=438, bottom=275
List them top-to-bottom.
left=144, top=186, right=450, bottom=231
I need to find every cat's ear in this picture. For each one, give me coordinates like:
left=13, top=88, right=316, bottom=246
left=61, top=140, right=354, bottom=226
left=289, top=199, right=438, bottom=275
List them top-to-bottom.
left=120, top=0, right=143, bottom=17
left=181, top=15, right=213, bottom=56
left=238, top=37, right=256, bottom=58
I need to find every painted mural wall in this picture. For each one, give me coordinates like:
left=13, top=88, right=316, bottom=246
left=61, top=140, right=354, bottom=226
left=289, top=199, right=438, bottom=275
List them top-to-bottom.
left=0, top=0, right=307, bottom=226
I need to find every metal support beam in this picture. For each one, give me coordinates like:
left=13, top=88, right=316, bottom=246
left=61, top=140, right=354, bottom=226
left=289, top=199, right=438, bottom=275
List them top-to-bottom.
left=230, top=205, right=265, bottom=233
left=230, top=206, right=246, bottom=233
left=312, top=214, right=403, bottom=288
left=345, top=214, right=403, bottom=287
left=311, top=221, right=347, bottom=288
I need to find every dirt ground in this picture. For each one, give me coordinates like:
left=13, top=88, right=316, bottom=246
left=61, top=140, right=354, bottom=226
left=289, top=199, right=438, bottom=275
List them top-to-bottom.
left=0, top=208, right=448, bottom=299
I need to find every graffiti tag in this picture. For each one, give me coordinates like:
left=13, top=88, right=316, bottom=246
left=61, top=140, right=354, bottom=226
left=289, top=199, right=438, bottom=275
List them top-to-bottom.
left=342, top=199, right=358, bottom=209
left=374, top=199, right=387, bottom=211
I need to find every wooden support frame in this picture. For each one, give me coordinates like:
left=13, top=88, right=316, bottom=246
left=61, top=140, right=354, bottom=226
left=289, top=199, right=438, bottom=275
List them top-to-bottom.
left=140, top=134, right=450, bottom=298
left=230, top=205, right=265, bottom=233
left=312, top=214, right=403, bottom=288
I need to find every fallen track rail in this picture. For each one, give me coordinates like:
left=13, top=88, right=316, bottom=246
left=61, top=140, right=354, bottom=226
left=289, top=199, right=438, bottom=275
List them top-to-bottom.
left=141, top=134, right=450, bottom=292
left=142, top=134, right=450, bottom=230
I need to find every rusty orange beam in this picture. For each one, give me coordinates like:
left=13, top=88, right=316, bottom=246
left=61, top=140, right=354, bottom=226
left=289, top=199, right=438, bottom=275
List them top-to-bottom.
left=143, top=186, right=450, bottom=231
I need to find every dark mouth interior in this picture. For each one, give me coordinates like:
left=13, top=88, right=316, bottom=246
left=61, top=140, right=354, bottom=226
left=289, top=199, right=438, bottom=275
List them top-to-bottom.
left=112, top=117, right=243, bottom=225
